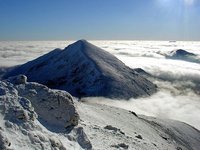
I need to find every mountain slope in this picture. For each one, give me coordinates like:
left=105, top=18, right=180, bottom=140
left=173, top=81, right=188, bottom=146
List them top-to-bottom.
left=4, top=40, right=157, bottom=99
left=1, top=76, right=200, bottom=150
left=77, top=101, right=200, bottom=150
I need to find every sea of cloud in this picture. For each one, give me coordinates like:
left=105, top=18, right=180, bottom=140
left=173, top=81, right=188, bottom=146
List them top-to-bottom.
left=0, top=40, right=200, bottom=129
left=0, top=41, right=72, bottom=67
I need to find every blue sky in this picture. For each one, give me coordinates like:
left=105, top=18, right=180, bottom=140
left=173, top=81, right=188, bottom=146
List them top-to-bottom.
left=0, top=0, right=200, bottom=40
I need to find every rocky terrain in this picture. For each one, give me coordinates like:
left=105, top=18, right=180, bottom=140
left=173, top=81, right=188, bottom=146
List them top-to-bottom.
left=3, top=40, right=157, bottom=99
left=0, top=75, right=91, bottom=150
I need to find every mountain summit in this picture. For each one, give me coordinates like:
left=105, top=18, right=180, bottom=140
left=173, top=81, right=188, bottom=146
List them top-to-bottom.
left=4, top=40, right=157, bottom=99
left=166, top=49, right=200, bottom=64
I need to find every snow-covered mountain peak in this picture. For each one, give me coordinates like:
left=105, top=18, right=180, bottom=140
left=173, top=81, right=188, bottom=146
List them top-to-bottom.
left=64, top=39, right=88, bottom=50
left=4, top=40, right=157, bottom=99
left=166, top=49, right=200, bottom=63
left=170, top=49, right=196, bottom=57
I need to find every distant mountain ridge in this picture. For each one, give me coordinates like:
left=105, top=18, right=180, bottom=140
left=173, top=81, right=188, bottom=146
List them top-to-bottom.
left=4, top=40, right=157, bottom=99
left=166, top=49, right=200, bottom=63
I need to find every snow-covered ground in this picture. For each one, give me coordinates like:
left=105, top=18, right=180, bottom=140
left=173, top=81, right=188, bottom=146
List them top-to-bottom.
left=1, top=76, right=200, bottom=150
left=77, top=101, right=200, bottom=150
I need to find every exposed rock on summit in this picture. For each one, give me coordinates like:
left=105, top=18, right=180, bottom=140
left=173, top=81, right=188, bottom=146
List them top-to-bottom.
left=4, top=40, right=157, bottom=99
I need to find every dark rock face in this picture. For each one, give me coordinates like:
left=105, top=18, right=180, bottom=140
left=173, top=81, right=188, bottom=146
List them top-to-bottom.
left=4, top=40, right=157, bottom=99
left=169, top=49, right=196, bottom=58
left=133, top=68, right=152, bottom=78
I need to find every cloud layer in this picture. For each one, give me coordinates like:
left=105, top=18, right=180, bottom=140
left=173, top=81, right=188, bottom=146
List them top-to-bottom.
left=0, top=40, right=200, bottom=129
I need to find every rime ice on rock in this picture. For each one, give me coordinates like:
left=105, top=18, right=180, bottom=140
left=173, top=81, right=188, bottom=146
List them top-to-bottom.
left=0, top=75, right=91, bottom=149
left=3, top=75, right=79, bottom=128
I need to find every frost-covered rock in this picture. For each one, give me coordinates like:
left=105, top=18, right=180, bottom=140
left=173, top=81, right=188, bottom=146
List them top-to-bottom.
left=4, top=40, right=157, bottom=99
left=8, top=74, right=27, bottom=84
left=3, top=75, right=79, bottom=128
left=0, top=77, right=90, bottom=150
left=0, top=80, right=37, bottom=124
left=15, top=82, right=79, bottom=128
left=73, top=126, right=92, bottom=150
left=0, top=131, right=11, bottom=150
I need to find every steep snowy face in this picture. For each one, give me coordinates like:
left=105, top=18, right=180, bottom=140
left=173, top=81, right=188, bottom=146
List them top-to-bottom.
left=4, top=40, right=157, bottom=99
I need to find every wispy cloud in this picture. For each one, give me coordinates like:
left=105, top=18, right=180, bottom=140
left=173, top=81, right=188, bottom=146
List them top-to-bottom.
left=184, top=0, right=195, bottom=6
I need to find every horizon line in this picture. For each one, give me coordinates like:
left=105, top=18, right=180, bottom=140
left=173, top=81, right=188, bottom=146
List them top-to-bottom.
left=0, top=39, right=200, bottom=42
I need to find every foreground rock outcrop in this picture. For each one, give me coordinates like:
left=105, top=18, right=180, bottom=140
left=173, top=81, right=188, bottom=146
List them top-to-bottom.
left=4, top=40, right=157, bottom=99
left=6, top=74, right=79, bottom=129
left=0, top=75, right=92, bottom=150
